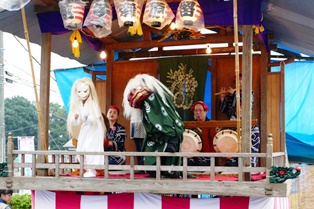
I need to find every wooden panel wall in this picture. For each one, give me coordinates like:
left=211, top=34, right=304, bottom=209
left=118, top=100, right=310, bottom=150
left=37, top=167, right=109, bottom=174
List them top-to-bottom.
left=211, top=55, right=261, bottom=122
left=111, top=59, right=158, bottom=163
left=267, top=73, right=282, bottom=152
left=95, top=80, right=106, bottom=114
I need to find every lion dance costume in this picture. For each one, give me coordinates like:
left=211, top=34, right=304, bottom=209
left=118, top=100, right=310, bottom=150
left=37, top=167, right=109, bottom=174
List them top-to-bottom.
left=123, top=74, right=185, bottom=177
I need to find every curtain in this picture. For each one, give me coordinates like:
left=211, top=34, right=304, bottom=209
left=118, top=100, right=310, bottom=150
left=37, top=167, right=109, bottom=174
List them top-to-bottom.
left=159, top=56, right=209, bottom=120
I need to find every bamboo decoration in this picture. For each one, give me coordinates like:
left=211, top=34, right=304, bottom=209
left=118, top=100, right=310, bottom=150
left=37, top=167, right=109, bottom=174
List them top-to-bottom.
left=233, top=0, right=241, bottom=152
left=21, top=7, right=48, bottom=159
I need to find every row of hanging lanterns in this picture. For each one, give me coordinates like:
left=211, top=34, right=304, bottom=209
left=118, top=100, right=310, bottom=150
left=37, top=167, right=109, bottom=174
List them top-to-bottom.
left=59, top=0, right=205, bottom=38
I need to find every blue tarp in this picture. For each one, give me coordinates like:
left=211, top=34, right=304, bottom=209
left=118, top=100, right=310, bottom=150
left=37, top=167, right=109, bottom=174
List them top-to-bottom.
left=284, top=61, right=314, bottom=163
left=54, top=64, right=106, bottom=112
left=286, top=132, right=314, bottom=163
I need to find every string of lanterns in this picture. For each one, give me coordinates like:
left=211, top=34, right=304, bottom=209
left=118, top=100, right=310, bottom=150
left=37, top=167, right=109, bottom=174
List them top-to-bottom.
left=58, top=0, right=205, bottom=58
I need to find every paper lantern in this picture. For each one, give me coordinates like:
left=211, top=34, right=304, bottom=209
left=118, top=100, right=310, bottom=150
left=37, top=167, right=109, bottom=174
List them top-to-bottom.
left=59, top=0, right=86, bottom=30
left=83, top=0, right=112, bottom=38
left=114, top=0, right=143, bottom=27
left=143, top=0, right=174, bottom=29
left=175, top=0, right=204, bottom=31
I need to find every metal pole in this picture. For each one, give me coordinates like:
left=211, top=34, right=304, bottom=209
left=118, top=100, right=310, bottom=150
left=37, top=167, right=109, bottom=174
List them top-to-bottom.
left=0, top=30, right=5, bottom=162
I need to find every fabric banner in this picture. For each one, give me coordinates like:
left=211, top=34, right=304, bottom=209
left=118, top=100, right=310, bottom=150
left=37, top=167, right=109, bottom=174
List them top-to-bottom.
left=159, top=56, right=209, bottom=121
left=18, top=136, right=34, bottom=177
left=32, top=191, right=290, bottom=209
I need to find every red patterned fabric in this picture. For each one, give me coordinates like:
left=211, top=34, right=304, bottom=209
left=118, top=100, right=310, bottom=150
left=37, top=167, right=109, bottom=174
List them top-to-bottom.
left=128, top=88, right=152, bottom=108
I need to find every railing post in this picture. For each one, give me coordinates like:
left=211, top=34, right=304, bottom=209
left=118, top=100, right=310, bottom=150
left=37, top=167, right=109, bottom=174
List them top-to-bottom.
left=7, top=132, right=13, bottom=177
left=266, top=133, right=273, bottom=183
left=130, top=156, right=134, bottom=179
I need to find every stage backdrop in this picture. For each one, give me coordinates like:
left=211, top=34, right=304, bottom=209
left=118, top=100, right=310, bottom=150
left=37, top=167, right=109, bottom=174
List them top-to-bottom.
left=159, top=56, right=211, bottom=121
left=32, top=191, right=290, bottom=209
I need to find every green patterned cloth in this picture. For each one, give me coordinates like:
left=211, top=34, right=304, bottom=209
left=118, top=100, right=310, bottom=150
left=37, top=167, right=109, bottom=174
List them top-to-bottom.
left=141, top=92, right=185, bottom=177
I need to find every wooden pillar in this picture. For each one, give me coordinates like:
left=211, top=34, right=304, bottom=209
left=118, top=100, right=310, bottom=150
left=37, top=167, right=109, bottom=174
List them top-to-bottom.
left=241, top=25, right=252, bottom=161
left=242, top=25, right=252, bottom=181
left=37, top=32, right=52, bottom=176
left=259, top=38, right=270, bottom=166
left=105, top=49, right=114, bottom=110
left=280, top=63, right=288, bottom=166
left=7, top=132, right=13, bottom=177
left=266, top=133, right=273, bottom=183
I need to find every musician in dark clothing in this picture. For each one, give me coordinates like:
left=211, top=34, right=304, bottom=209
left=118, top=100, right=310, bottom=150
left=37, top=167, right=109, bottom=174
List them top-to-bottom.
left=219, top=74, right=260, bottom=167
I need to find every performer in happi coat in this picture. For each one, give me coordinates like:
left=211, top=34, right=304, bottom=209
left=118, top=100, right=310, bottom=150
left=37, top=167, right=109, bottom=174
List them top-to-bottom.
left=105, top=105, right=127, bottom=165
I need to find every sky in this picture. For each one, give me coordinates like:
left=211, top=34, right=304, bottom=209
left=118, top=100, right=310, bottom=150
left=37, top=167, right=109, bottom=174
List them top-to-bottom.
left=2, top=32, right=85, bottom=106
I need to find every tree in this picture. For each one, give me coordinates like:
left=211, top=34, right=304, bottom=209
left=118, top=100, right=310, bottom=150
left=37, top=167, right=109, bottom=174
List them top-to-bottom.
left=4, top=96, right=69, bottom=151
left=5, top=96, right=38, bottom=149
left=49, top=103, right=69, bottom=150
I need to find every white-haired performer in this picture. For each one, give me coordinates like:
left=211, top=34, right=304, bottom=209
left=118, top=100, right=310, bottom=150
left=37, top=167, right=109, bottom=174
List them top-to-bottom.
left=123, top=74, right=185, bottom=178
left=67, top=77, right=106, bottom=178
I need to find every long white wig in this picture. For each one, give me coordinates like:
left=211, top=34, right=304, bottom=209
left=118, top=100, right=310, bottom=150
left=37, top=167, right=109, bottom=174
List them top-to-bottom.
left=122, top=74, right=173, bottom=120
left=67, top=77, right=105, bottom=137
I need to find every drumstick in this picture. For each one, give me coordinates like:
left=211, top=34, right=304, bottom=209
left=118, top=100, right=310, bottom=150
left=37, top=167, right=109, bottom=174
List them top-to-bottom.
left=215, top=91, right=226, bottom=96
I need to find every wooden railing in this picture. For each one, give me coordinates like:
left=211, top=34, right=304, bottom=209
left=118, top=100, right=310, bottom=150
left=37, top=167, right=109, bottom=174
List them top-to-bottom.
left=0, top=132, right=291, bottom=197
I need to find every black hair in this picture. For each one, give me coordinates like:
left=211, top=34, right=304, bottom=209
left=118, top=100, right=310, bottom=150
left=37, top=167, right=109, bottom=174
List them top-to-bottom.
left=233, top=73, right=242, bottom=84
left=0, top=190, right=13, bottom=196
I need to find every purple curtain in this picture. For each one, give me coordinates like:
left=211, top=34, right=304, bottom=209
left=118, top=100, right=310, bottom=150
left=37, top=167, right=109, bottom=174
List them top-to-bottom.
left=37, top=0, right=262, bottom=51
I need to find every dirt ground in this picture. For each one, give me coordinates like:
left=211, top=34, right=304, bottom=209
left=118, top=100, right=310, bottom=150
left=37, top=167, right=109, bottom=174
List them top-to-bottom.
left=290, top=164, right=314, bottom=209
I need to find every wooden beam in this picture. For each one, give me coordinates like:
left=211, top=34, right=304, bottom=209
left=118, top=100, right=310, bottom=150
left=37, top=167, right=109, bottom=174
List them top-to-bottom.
left=106, top=33, right=257, bottom=50
left=118, top=45, right=262, bottom=59
left=268, top=57, right=295, bottom=67
left=184, top=120, right=258, bottom=128
left=0, top=176, right=290, bottom=197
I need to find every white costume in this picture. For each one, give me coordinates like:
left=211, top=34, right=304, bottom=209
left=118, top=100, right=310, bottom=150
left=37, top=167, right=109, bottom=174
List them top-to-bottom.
left=67, top=78, right=105, bottom=177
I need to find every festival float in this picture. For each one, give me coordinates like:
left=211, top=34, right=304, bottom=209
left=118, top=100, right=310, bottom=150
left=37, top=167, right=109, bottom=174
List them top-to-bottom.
left=0, top=0, right=301, bottom=208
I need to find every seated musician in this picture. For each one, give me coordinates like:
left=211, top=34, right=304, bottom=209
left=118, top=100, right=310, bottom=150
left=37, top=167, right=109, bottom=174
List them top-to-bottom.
left=219, top=74, right=260, bottom=167
left=188, top=101, right=211, bottom=166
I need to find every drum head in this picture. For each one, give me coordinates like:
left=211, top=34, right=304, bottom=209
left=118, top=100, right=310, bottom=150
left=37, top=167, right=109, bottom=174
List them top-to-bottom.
left=182, top=129, right=202, bottom=152
left=213, top=129, right=238, bottom=153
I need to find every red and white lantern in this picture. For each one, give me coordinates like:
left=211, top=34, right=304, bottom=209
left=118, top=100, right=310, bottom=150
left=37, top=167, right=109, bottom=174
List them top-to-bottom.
left=59, top=0, right=86, bottom=30
left=83, top=0, right=112, bottom=38
left=114, top=0, right=143, bottom=27
left=143, top=0, right=174, bottom=29
left=175, top=0, right=204, bottom=31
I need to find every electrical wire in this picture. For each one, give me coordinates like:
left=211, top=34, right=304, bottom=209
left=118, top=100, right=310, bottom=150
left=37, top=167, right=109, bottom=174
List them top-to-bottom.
left=3, top=34, right=64, bottom=102
left=48, top=131, right=61, bottom=150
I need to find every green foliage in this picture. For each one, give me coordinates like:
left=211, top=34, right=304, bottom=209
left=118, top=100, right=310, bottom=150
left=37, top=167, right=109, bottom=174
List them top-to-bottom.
left=4, top=96, right=69, bottom=151
left=5, top=96, right=38, bottom=148
left=48, top=103, right=68, bottom=150
left=9, top=193, right=31, bottom=209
